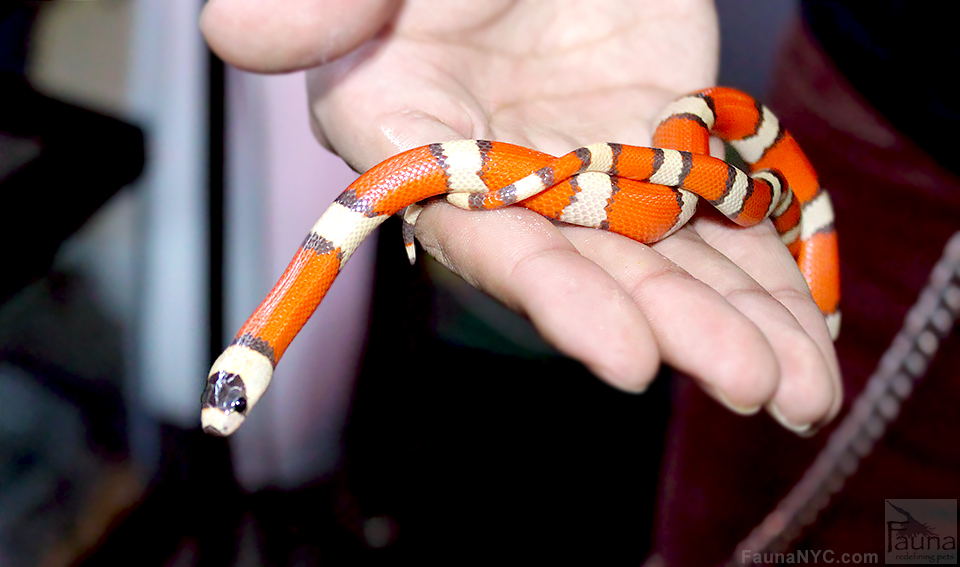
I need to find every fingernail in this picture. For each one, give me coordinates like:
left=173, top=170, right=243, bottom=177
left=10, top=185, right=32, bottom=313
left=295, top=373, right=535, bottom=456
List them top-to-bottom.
left=713, top=388, right=761, bottom=416
left=768, top=403, right=813, bottom=435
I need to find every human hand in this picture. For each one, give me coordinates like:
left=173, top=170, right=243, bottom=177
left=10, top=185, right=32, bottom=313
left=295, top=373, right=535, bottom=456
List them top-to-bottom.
left=201, top=0, right=841, bottom=433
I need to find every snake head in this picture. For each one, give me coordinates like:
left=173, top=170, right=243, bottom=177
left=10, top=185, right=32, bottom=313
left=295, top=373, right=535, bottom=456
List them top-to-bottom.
left=200, top=343, right=274, bottom=436
left=201, top=370, right=248, bottom=436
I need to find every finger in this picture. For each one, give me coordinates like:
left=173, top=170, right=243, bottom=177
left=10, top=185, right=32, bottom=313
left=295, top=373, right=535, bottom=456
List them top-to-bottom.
left=201, top=0, right=400, bottom=72
left=414, top=203, right=662, bottom=392
left=691, top=216, right=843, bottom=428
left=653, top=217, right=838, bottom=432
left=565, top=225, right=781, bottom=415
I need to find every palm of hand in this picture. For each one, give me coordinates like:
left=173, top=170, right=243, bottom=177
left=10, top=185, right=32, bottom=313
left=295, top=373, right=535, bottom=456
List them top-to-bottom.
left=307, top=1, right=718, bottom=166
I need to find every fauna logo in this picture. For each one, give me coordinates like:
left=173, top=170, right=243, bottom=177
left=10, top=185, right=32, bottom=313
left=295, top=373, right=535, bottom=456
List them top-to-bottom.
left=885, top=499, right=957, bottom=564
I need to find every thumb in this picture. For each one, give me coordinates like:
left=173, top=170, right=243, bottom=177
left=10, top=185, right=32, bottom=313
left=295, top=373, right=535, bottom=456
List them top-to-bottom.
left=201, top=0, right=400, bottom=73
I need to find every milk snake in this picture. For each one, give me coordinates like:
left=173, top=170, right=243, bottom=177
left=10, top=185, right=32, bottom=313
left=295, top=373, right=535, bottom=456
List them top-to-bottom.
left=201, top=87, right=840, bottom=436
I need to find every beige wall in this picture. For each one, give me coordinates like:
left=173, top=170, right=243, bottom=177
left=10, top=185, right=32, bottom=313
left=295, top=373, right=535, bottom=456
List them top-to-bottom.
left=29, top=1, right=133, bottom=114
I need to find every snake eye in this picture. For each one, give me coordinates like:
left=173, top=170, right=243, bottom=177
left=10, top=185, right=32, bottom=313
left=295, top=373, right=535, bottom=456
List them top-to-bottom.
left=232, top=397, right=247, bottom=414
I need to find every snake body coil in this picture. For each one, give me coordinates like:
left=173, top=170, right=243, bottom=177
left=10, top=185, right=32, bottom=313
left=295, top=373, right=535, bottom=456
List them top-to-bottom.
left=201, top=87, right=840, bottom=436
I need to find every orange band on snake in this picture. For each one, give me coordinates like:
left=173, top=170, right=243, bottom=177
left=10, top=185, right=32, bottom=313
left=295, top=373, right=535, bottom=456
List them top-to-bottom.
left=201, top=87, right=840, bottom=436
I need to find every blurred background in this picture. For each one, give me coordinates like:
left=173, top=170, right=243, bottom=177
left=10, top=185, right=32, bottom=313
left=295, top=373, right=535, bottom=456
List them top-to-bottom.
left=0, top=0, right=795, bottom=565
